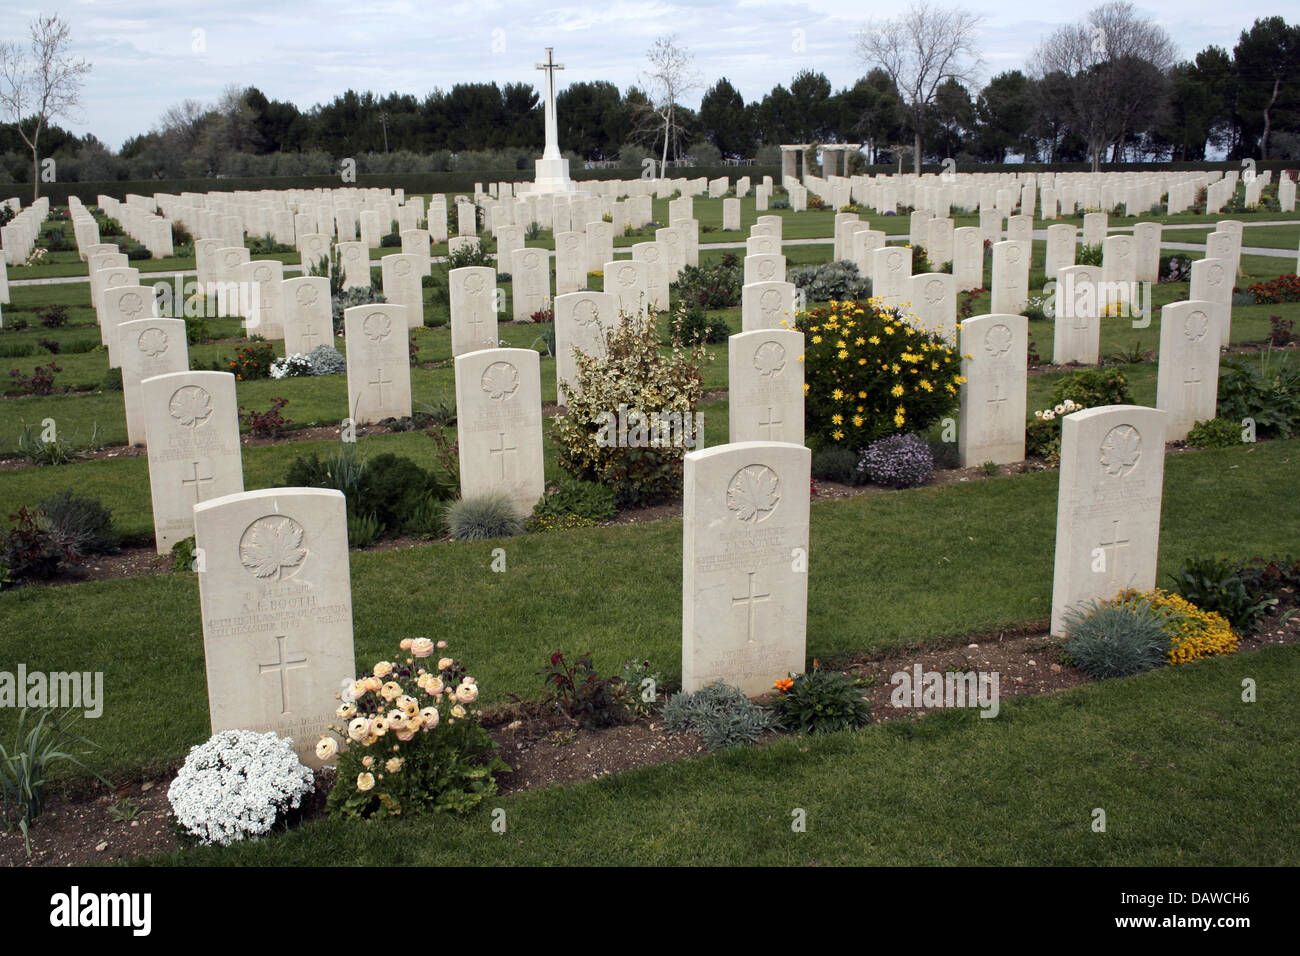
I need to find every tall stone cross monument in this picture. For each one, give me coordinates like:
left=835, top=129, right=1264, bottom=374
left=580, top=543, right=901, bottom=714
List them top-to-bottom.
left=530, top=47, right=576, bottom=195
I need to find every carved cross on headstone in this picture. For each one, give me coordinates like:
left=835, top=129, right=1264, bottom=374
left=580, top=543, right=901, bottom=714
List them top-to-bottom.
left=301, top=319, right=320, bottom=351
left=1184, top=365, right=1201, bottom=388
left=368, top=367, right=393, bottom=404
left=986, top=383, right=1008, bottom=416
left=758, top=406, right=783, bottom=440
left=489, top=431, right=518, bottom=480
left=181, top=459, right=215, bottom=503
left=1097, top=519, right=1131, bottom=583
left=731, top=570, right=772, bottom=644
left=259, top=635, right=309, bottom=715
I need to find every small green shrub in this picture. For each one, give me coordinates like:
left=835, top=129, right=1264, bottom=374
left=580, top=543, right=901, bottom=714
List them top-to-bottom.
left=445, top=242, right=492, bottom=270
left=1076, top=243, right=1103, bottom=267
left=672, top=257, right=742, bottom=310
left=789, top=260, right=872, bottom=303
left=330, top=286, right=387, bottom=335
left=667, top=303, right=730, bottom=344
left=1216, top=353, right=1300, bottom=439
left=101, top=367, right=123, bottom=392
left=1050, top=367, right=1131, bottom=408
left=1185, top=418, right=1243, bottom=449
left=15, top=425, right=76, bottom=466
left=285, top=443, right=369, bottom=512
left=811, top=446, right=860, bottom=484
left=363, top=453, right=453, bottom=532
left=530, top=478, right=617, bottom=525
left=36, top=491, right=120, bottom=555
left=445, top=492, right=525, bottom=540
left=403, top=495, right=447, bottom=539
left=346, top=511, right=384, bottom=548
left=170, top=536, right=198, bottom=573
left=1168, top=556, right=1277, bottom=636
left=1062, top=598, right=1170, bottom=679
left=619, top=658, right=665, bottom=718
left=772, top=666, right=872, bottom=735
left=662, top=681, right=774, bottom=750
left=0, top=708, right=105, bottom=855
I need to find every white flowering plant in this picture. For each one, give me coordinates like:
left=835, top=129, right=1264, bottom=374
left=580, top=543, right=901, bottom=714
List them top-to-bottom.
left=269, top=353, right=314, bottom=379
left=1026, top=398, right=1087, bottom=464
left=322, top=639, right=509, bottom=821
left=167, top=729, right=314, bottom=846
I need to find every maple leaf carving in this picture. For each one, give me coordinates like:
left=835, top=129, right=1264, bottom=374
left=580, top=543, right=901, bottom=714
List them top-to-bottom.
left=362, top=312, right=392, bottom=341
left=138, top=328, right=169, bottom=357
left=753, top=341, right=786, bottom=377
left=481, top=362, right=519, bottom=401
left=169, top=386, right=213, bottom=428
left=1099, top=425, right=1142, bottom=477
left=727, top=465, right=781, bottom=522
left=240, top=517, right=307, bottom=580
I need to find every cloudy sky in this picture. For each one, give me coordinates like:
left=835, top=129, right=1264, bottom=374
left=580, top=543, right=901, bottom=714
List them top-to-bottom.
left=0, top=1, right=1277, bottom=150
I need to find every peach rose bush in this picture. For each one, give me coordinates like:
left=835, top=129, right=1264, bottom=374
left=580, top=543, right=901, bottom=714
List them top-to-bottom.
left=322, top=639, right=510, bottom=820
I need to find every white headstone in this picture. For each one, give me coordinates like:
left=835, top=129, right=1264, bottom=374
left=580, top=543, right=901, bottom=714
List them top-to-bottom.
left=990, top=240, right=1030, bottom=316
left=511, top=246, right=550, bottom=322
left=380, top=253, right=428, bottom=329
left=604, top=258, right=649, bottom=320
left=1053, top=265, right=1103, bottom=365
left=449, top=266, right=499, bottom=355
left=908, top=273, right=957, bottom=343
left=282, top=276, right=333, bottom=356
left=554, top=290, right=616, bottom=406
left=1155, top=300, right=1222, bottom=441
left=344, top=303, right=412, bottom=424
left=959, top=314, right=1028, bottom=466
left=120, top=317, right=188, bottom=446
left=728, top=330, right=805, bottom=444
left=454, top=347, right=545, bottom=516
left=142, top=370, right=244, bottom=553
left=1050, top=406, right=1168, bottom=636
left=682, top=441, right=811, bottom=696
left=194, top=487, right=355, bottom=769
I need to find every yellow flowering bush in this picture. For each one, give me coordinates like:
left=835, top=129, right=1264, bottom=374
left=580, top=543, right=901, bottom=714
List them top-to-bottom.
left=793, top=299, right=965, bottom=447
left=1117, top=588, right=1239, bottom=665
left=323, top=639, right=509, bottom=820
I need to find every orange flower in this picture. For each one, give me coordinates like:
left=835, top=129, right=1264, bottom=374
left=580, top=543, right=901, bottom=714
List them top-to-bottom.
left=774, top=677, right=794, bottom=693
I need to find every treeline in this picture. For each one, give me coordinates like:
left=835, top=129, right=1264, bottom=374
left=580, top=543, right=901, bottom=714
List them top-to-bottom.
left=0, top=13, right=1295, bottom=186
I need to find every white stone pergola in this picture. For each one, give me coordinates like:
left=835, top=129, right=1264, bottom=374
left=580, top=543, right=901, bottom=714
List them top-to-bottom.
left=780, top=143, right=861, bottom=184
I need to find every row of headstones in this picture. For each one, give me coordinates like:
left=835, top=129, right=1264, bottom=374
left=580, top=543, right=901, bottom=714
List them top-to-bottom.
left=799, top=168, right=1227, bottom=218
left=0, top=196, right=49, bottom=267
left=185, top=394, right=1174, bottom=768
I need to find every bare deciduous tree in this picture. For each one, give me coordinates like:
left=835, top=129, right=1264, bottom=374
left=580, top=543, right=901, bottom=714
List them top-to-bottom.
left=857, top=1, right=983, bottom=174
left=1031, top=1, right=1176, bottom=171
left=0, top=14, right=91, bottom=200
left=639, top=35, right=701, bottom=172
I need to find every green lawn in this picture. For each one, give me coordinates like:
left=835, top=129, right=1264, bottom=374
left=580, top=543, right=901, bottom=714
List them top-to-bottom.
left=2, top=437, right=1296, bottom=784
left=143, top=643, right=1300, bottom=866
